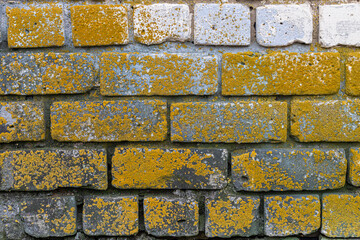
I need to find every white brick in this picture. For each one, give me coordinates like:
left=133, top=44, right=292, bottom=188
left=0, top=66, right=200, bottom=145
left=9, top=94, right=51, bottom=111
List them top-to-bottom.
left=133, top=4, right=191, bottom=45
left=194, top=4, right=250, bottom=46
left=256, top=4, right=312, bottom=47
left=319, top=4, right=360, bottom=47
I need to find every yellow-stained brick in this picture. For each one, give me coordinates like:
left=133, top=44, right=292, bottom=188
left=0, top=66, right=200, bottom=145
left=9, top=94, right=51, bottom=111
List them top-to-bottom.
left=71, top=5, right=129, bottom=47
left=7, top=6, right=64, bottom=48
left=222, top=52, right=340, bottom=95
left=346, top=52, right=360, bottom=95
left=291, top=100, right=360, bottom=142
left=0, top=102, right=44, bottom=142
left=111, top=147, right=227, bottom=189
left=349, top=148, right=360, bottom=186
left=0, top=149, right=107, bottom=191
left=322, top=194, right=360, bottom=238
left=265, top=195, right=320, bottom=236
left=83, top=196, right=138, bottom=236
left=205, top=196, right=261, bottom=237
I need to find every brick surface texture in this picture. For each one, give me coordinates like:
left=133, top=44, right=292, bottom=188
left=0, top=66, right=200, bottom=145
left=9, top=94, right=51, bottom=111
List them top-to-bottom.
left=0, top=1, right=359, bottom=239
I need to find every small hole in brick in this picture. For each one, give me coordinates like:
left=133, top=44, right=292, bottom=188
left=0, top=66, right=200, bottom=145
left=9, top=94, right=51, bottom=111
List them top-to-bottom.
left=250, top=6, right=254, bottom=11
left=34, top=22, right=37, bottom=26
left=280, top=22, right=283, bottom=25
left=211, top=25, right=216, bottom=30
left=25, top=29, right=29, bottom=34
left=240, top=62, right=245, bottom=65
left=241, top=176, right=249, bottom=181
left=177, top=219, right=186, bottom=223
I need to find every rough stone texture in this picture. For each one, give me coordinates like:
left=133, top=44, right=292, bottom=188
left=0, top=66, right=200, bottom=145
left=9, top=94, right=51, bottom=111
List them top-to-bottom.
left=133, top=4, right=191, bottom=45
left=194, top=4, right=250, bottom=46
left=256, top=4, right=312, bottom=46
left=319, top=4, right=360, bottom=47
left=7, top=5, right=65, bottom=48
left=71, top=5, right=129, bottom=47
left=222, top=52, right=340, bottom=95
left=346, top=52, right=360, bottom=95
left=0, top=53, right=95, bottom=95
left=100, top=53, right=218, bottom=96
left=51, top=100, right=167, bottom=142
left=291, top=100, right=360, bottom=142
left=171, top=101, right=287, bottom=143
left=0, top=102, right=44, bottom=142
left=112, top=147, right=228, bottom=189
left=348, top=148, right=360, bottom=186
left=0, top=149, right=107, bottom=191
left=232, top=149, right=346, bottom=192
left=322, top=194, right=360, bottom=238
left=205, top=195, right=261, bottom=237
left=265, top=195, right=320, bottom=236
left=20, top=196, right=77, bottom=238
left=83, top=196, right=138, bottom=236
left=144, top=197, right=198, bottom=237
left=0, top=198, right=26, bottom=240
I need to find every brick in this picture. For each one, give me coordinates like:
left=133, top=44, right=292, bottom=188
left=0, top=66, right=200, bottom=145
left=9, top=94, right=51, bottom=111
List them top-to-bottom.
left=133, top=4, right=191, bottom=45
left=194, top=4, right=250, bottom=46
left=256, top=4, right=312, bottom=46
left=319, top=4, right=360, bottom=47
left=7, top=5, right=65, bottom=48
left=71, top=5, right=129, bottom=47
left=222, top=52, right=340, bottom=96
left=0, top=53, right=95, bottom=95
left=100, top=53, right=218, bottom=96
left=346, top=53, right=360, bottom=95
left=51, top=100, right=167, bottom=142
left=291, top=100, right=360, bottom=142
left=171, top=101, right=287, bottom=143
left=0, top=102, right=44, bottom=142
left=112, top=147, right=228, bottom=189
left=348, top=148, right=360, bottom=186
left=0, top=149, right=107, bottom=191
left=232, top=149, right=346, bottom=192
left=322, top=194, right=360, bottom=237
left=205, top=195, right=261, bottom=237
left=265, top=195, right=320, bottom=236
left=20, top=196, right=76, bottom=238
left=83, top=196, right=138, bottom=236
left=144, top=197, right=198, bottom=237
left=0, top=198, right=25, bottom=240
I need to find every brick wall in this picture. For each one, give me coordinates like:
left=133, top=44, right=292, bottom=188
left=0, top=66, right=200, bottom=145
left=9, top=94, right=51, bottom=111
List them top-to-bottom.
left=0, top=0, right=359, bottom=239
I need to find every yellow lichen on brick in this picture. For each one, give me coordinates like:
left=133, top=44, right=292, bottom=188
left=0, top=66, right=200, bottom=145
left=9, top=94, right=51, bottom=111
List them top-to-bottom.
left=71, top=5, right=129, bottom=47
left=7, top=6, right=65, bottom=48
left=222, top=52, right=340, bottom=95
left=346, top=52, right=360, bottom=95
left=112, top=148, right=225, bottom=189
left=349, top=148, right=360, bottom=186
left=322, top=194, right=360, bottom=238
left=266, top=195, right=320, bottom=236
left=206, top=196, right=260, bottom=237
left=84, top=197, right=138, bottom=236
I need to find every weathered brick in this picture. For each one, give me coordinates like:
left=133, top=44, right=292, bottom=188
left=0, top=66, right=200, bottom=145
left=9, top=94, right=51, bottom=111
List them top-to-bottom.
left=133, top=4, right=191, bottom=45
left=194, top=4, right=250, bottom=46
left=256, top=4, right=312, bottom=46
left=319, top=4, right=360, bottom=47
left=7, top=5, right=65, bottom=48
left=71, top=5, right=129, bottom=47
left=222, top=52, right=340, bottom=96
left=0, top=53, right=95, bottom=95
left=100, top=53, right=218, bottom=96
left=346, top=53, right=360, bottom=95
left=51, top=100, right=167, bottom=142
left=291, top=100, right=360, bottom=142
left=171, top=101, right=287, bottom=143
left=0, top=102, right=44, bottom=142
left=112, top=147, right=228, bottom=189
left=348, top=148, right=360, bottom=186
left=0, top=149, right=107, bottom=191
left=232, top=149, right=346, bottom=192
left=322, top=194, right=360, bottom=237
left=205, top=195, right=261, bottom=237
left=265, top=195, right=320, bottom=236
left=20, top=196, right=76, bottom=238
left=83, top=196, right=138, bottom=236
left=144, top=197, right=198, bottom=237
left=0, top=198, right=25, bottom=240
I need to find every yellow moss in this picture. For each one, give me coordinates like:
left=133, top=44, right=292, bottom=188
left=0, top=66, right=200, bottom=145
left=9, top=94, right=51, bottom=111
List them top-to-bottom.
left=71, top=5, right=129, bottom=47
left=7, top=6, right=64, bottom=48
left=222, top=52, right=340, bottom=95
left=345, top=52, right=360, bottom=95
left=112, top=148, right=225, bottom=189
left=349, top=148, right=360, bottom=186
left=266, top=195, right=320, bottom=236
left=206, top=196, right=260, bottom=237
